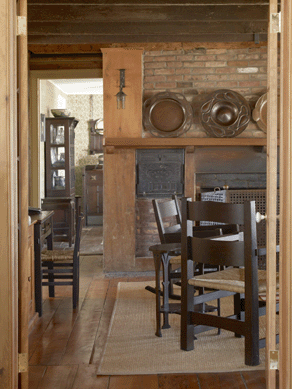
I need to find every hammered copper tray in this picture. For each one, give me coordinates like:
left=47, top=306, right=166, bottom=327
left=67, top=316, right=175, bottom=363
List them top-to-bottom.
left=200, top=89, right=251, bottom=138
left=143, top=92, right=193, bottom=137
left=252, top=92, right=281, bottom=134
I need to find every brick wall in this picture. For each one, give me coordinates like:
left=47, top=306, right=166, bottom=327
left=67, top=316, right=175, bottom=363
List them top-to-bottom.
left=137, top=45, right=269, bottom=259
left=143, top=45, right=268, bottom=138
left=136, top=198, right=178, bottom=258
left=135, top=199, right=160, bottom=257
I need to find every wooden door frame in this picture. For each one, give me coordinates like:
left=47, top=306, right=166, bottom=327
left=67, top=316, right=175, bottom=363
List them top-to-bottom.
left=0, top=0, right=18, bottom=387
left=266, top=0, right=279, bottom=387
left=279, top=1, right=292, bottom=387
left=28, top=29, right=292, bottom=389
left=29, top=68, right=102, bottom=208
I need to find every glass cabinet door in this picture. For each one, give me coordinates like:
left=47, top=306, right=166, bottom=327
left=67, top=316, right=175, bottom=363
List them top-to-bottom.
left=45, top=118, right=78, bottom=197
left=50, top=124, right=65, bottom=144
left=50, top=146, right=65, bottom=168
left=51, top=169, right=66, bottom=191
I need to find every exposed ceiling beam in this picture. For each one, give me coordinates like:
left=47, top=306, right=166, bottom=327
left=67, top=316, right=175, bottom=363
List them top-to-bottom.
left=27, top=0, right=278, bottom=4
left=27, top=1, right=277, bottom=47
left=28, top=5, right=268, bottom=22
left=28, top=33, right=268, bottom=45
left=28, top=41, right=268, bottom=55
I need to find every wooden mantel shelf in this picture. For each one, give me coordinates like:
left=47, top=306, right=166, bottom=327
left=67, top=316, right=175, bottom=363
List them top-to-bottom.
left=104, top=137, right=267, bottom=150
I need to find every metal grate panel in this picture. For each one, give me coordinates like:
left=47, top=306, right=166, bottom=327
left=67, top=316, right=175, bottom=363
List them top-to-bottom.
left=201, top=189, right=280, bottom=269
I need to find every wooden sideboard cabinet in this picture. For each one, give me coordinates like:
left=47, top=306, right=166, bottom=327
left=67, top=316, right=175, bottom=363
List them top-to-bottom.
left=82, top=165, right=103, bottom=225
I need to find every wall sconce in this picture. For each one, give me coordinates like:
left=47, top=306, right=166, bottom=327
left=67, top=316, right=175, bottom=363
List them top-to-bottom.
left=115, top=69, right=126, bottom=109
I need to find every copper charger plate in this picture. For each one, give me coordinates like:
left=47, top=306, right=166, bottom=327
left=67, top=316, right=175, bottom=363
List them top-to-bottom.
left=200, top=89, right=251, bottom=138
left=143, top=92, right=193, bottom=137
left=252, top=92, right=280, bottom=133
left=252, top=93, right=267, bottom=133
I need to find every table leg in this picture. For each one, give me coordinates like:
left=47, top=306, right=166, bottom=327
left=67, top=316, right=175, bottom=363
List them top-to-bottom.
left=46, top=222, right=53, bottom=250
left=34, top=224, right=43, bottom=317
left=154, top=252, right=162, bottom=337
left=48, top=262, right=55, bottom=297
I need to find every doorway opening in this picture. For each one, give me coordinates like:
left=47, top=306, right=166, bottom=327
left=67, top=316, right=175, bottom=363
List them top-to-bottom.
left=39, top=78, right=103, bottom=254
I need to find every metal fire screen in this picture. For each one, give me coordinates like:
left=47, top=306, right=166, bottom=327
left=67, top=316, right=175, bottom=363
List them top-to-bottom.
left=200, top=189, right=280, bottom=270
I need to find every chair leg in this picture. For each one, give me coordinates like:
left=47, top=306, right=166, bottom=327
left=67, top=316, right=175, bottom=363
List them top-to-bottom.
left=154, top=252, right=162, bottom=337
left=161, top=253, right=171, bottom=330
left=35, top=259, right=43, bottom=317
left=73, top=260, right=79, bottom=309
left=76, top=261, right=80, bottom=306
left=48, top=262, right=55, bottom=297
left=168, top=264, right=174, bottom=297
left=181, top=282, right=195, bottom=351
left=234, top=293, right=243, bottom=338
left=245, top=293, right=260, bottom=366
left=216, top=298, right=221, bottom=335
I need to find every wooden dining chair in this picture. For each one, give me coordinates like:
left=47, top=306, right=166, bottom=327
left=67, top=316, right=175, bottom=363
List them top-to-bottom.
left=149, top=196, right=239, bottom=335
left=150, top=196, right=183, bottom=299
left=151, top=196, right=239, bottom=292
left=180, top=199, right=279, bottom=366
left=39, top=213, right=84, bottom=313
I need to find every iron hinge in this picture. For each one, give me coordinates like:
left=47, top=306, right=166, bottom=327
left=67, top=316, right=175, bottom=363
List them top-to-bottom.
left=271, top=12, right=281, bottom=33
left=17, top=16, right=27, bottom=36
left=270, top=350, right=279, bottom=370
left=18, top=353, right=28, bottom=373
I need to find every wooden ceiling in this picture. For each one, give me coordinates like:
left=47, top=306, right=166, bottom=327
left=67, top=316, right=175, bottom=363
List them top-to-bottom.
left=27, top=0, right=279, bottom=55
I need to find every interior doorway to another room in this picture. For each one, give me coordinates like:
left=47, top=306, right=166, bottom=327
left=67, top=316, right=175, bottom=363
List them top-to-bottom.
left=29, top=70, right=104, bottom=257
left=39, top=77, right=104, bottom=222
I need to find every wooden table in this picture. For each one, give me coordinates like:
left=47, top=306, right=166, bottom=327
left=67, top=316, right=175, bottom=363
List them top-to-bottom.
left=30, top=210, right=54, bottom=317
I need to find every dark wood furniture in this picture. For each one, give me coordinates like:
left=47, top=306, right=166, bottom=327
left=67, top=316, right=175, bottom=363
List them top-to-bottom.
left=43, top=117, right=78, bottom=246
left=45, top=117, right=78, bottom=198
left=90, top=133, right=103, bottom=154
left=82, top=165, right=103, bottom=225
left=75, top=195, right=82, bottom=228
left=149, top=196, right=182, bottom=299
left=42, top=197, right=75, bottom=247
left=149, top=197, right=239, bottom=336
left=180, top=199, right=279, bottom=366
left=30, top=211, right=54, bottom=317
left=41, top=214, right=84, bottom=310
left=28, top=220, right=37, bottom=326
left=148, top=242, right=181, bottom=337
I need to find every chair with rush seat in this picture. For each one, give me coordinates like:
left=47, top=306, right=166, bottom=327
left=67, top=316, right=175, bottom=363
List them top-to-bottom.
left=149, top=196, right=239, bottom=336
left=180, top=199, right=279, bottom=366
left=39, top=214, right=84, bottom=313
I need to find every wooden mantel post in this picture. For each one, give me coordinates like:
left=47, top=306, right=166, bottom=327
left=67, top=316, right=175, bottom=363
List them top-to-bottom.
left=102, top=48, right=143, bottom=272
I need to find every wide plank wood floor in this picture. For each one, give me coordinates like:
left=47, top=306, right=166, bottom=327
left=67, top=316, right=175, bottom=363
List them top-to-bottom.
left=28, top=228, right=277, bottom=389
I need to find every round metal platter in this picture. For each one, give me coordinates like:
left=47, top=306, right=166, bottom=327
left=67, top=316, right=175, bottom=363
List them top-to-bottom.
left=200, top=89, right=251, bottom=138
left=143, top=92, right=193, bottom=137
left=252, top=93, right=267, bottom=133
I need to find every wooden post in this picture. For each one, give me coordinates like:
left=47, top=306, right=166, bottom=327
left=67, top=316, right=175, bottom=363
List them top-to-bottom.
left=0, top=0, right=18, bottom=388
left=18, top=0, right=29, bottom=387
left=266, top=0, right=279, bottom=387
left=280, top=1, right=292, bottom=388
left=102, top=48, right=143, bottom=272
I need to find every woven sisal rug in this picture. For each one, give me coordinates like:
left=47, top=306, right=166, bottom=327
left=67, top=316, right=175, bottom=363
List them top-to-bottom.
left=97, top=281, right=268, bottom=375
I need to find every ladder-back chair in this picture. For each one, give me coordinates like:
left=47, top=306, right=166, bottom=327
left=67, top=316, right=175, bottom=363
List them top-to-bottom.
left=180, top=199, right=279, bottom=366
left=39, top=214, right=84, bottom=315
